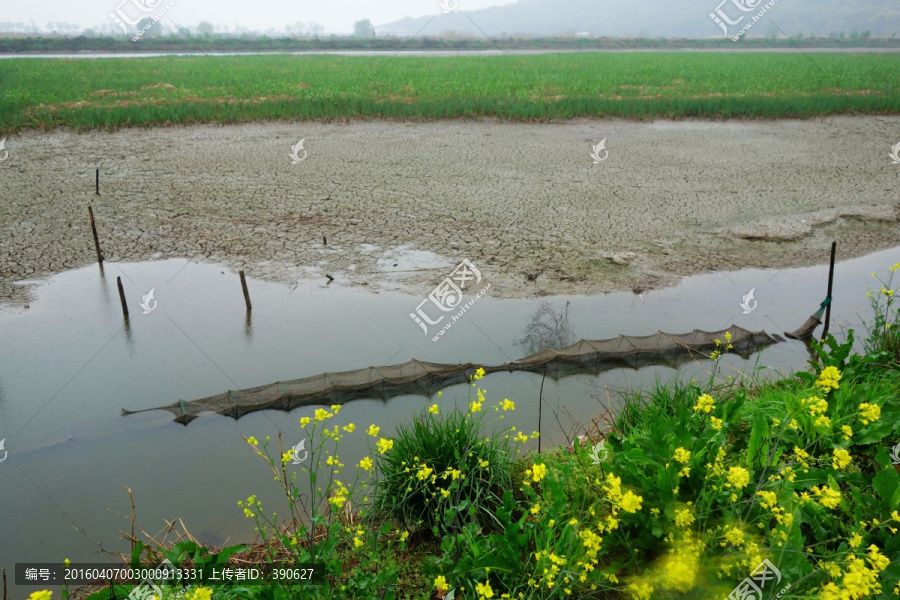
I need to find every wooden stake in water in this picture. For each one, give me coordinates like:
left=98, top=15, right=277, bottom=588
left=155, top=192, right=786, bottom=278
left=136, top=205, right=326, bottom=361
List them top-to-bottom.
left=89, top=205, right=104, bottom=265
left=821, top=241, right=837, bottom=342
left=240, top=270, right=252, bottom=311
left=117, top=276, right=129, bottom=317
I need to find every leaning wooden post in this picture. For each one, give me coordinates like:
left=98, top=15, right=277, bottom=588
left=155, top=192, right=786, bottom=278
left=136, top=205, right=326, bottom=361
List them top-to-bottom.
left=88, top=206, right=104, bottom=265
left=820, top=241, right=837, bottom=342
left=239, top=270, right=252, bottom=310
left=116, top=276, right=129, bottom=317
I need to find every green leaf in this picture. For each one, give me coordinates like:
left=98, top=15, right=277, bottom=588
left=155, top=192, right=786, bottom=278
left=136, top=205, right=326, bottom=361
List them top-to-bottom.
left=747, top=415, right=769, bottom=469
left=856, top=421, right=894, bottom=445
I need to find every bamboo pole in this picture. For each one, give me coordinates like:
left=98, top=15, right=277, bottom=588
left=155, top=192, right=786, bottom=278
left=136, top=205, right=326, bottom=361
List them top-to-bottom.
left=89, top=206, right=104, bottom=265
left=820, top=241, right=837, bottom=342
left=239, top=270, right=252, bottom=310
left=117, top=276, right=129, bottom=317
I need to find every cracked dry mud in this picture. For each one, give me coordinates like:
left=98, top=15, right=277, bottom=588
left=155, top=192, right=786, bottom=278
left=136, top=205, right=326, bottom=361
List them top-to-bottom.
left=1, top=116, right=899, bottom=309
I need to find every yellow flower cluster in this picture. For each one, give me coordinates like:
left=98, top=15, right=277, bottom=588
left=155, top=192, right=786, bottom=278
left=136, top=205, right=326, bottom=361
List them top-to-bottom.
left=815, top=366, right=842, bottom=392
left=693, top=394, right=715, bottom=413
left=801, top=396, right=829, bottom=416
left=857, top=403, right=881, bottom=425
left=376, top=437, right=393, bottom=454
left=673, top=448, right=691, bottom=464
left=832, top=448, right=852, bottom=470
left=358, top=456, right=373, bottom=471
left=525, top=462, right=548, bottom=482
left=726, top=466, right=750, bottom=490
left=329, top=480, right=349, bottom=510
left=812, top=485, right=841, bottom=509
left=674, top=508, right=695, bottom=528
left=819, top=546, right=891, bottom=599
left=475, top=580, right=494, bottom=599
left=185, top=588, right=214, bottom=600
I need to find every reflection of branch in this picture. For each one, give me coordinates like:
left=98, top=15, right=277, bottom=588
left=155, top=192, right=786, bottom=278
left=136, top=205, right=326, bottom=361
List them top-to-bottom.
left=518, top=301, right=573, bottom=355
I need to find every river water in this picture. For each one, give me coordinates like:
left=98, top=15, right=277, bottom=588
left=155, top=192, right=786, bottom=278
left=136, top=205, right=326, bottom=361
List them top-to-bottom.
left=1, top=246, right=898, bottom=598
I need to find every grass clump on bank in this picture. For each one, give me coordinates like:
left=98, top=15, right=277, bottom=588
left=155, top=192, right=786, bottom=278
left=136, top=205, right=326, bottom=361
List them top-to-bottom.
left=2, top=52, right=900, bottom=133
left=36, top=264, right=900, bottom=600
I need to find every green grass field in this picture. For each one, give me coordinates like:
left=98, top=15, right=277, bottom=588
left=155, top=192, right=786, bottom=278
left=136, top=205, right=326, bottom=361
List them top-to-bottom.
left=2, top=52, right=900, bottom=132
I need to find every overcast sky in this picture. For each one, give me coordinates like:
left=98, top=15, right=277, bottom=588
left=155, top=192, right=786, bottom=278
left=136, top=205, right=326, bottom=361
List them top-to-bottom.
left=3, top=0, right=521, bottom=34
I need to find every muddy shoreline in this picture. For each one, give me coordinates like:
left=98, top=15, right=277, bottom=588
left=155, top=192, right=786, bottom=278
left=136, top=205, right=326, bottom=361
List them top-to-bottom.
left=2, top=116, right=899, bottom=309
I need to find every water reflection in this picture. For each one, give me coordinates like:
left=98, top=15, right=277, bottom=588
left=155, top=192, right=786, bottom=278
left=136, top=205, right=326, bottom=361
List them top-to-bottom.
left=517, top=300, right=573, bottom=355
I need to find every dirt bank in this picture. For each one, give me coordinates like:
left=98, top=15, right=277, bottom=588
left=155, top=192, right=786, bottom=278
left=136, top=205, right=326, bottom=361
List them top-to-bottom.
left=1, top=116, right=899, bottom=308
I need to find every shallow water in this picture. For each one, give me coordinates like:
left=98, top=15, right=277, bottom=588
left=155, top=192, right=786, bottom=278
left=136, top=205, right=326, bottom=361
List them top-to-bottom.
left=0, top=246, right=897, bottom=598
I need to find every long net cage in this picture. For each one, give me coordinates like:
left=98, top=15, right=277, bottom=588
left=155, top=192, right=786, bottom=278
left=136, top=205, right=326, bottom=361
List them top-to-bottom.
left=123, top=325, right=778, bottom=424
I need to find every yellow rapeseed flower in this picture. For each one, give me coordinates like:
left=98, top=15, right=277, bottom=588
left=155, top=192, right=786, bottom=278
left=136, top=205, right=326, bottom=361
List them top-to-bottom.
left=815, top=366, right=842, bottom=392
left=693, top=394, right=715, bottom=413
left=500, top=398, right=515, bottom=411
left=858, top=403, right=881, bottom=425
left=429, top=404, right=439, bottom=414
left=314, top=408, right=332, bottom=421
left=300, top=417, right=310, bottom=427
left=710, top=417, right=723, bottom=431
left=367, top=424, right=380, bottom=437
left=841, top=425, right=853, bottom=440
left=246, top=436, right=258, bottom=446
left=376, top=437, right=393, bottom=454
left=674, top=448, right=691, bottom=464
left=832, top=448, right=852, bottom=470
left=358, top=456, right=373, bottom=471
left=529, top=462, right=548, bottom=482
left=726, top=466, right=750, bottom=490
left=812, top=485, right=841, bottom=509
left=619, top=490, right=643, bottom=513
left=756, top=490, right=777, bottom=509
left=674, top=508, right=694, bottom=528
left=724, top=527, right=744, bottom=547
left=434, top=575, right=449, bottom=591
left=476, top=580, right=495, bottom=598
left=627, top=581, right=654, bottom=600
left=186, top=589, right=214, bottom=600
left=28, top=592, right=52, bottom=600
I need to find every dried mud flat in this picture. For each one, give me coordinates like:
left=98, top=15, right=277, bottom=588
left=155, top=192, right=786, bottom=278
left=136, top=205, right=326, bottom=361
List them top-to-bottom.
left=1, top=116, right=899, bottom=308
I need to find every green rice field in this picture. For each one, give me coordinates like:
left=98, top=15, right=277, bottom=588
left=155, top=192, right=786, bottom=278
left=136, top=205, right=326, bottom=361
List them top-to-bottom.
left=2, top=52, right=900, bottom=132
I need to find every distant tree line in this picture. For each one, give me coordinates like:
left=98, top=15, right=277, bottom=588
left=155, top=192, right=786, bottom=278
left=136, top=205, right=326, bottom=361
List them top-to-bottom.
left=1, top=34, right=899, bottom=54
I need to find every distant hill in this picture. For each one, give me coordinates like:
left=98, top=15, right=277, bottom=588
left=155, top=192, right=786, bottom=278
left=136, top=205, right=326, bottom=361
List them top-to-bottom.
left=378, top=0, right=900, bottom=38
